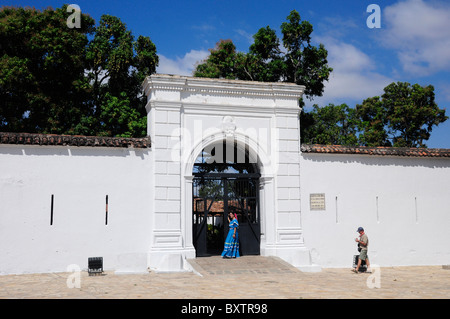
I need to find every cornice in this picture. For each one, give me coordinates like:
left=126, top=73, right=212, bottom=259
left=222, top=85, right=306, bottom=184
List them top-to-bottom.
left=142, top=74, right=305, bottom=100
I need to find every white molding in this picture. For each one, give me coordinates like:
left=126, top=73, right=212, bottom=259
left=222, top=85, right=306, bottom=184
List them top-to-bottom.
left=142, top=74, right=305, bottom=106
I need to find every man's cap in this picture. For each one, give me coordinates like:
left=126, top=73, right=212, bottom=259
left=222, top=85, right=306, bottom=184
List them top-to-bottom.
left=357, top=227, right=364, bottom=232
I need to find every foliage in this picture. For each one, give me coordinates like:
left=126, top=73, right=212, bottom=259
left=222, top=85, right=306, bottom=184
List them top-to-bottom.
left=0, top=5, right=158, bottom=137
left=0, top=5, right=94, bottom=134
left=2, top=7, right=446, bottom=146
left=193, top=10, right=447, bottom=148
left=194, top=10, right=333, bottom=101
left=280, top=11, right=331, bottom=99
left=82, top=14, right=158, bottom=137
left=194, top=39, right=240, bottom=80
left=301, top=82, right=448, bottom=148
left=355, top=82, right=448, bottom=147
left=354, top=96, right=390, bottom=147
left=301, top=103, right=359, bottom=146
left=207, top=223, right=224, bottom=251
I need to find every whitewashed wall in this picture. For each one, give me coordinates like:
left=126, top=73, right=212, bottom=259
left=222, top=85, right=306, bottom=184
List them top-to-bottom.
left=1, top=74, right=449, bottom=275
left=0, top=145, right=152, bottom=274
left=300, top=153, right=450, bottom=268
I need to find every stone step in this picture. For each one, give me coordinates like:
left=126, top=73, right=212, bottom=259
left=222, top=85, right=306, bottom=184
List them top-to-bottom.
left=186, top=255, right=301, bottom=276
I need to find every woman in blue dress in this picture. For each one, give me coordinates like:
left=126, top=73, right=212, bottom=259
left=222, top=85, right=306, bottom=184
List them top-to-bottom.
left=222, top=212, right=240, bottom=258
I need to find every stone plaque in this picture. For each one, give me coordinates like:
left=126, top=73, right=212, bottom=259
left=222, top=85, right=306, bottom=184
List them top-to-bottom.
left=310, top=193, right=326, bottom=211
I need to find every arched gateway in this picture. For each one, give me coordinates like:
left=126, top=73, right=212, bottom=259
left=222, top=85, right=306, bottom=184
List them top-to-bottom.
left=143, top=74, right=316, bottom=272
left=192, top=139, right=261, bottom=257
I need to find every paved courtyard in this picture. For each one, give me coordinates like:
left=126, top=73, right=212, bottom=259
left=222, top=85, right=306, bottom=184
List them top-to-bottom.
left=0, top=256, right=448, bottom=299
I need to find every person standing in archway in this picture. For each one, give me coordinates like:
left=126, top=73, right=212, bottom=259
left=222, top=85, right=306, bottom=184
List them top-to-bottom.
left=222, top=212, right=240, bottom=258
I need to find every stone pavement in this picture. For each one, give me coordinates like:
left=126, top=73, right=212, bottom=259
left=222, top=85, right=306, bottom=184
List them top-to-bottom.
left=0, top=256, right=449, bottom=299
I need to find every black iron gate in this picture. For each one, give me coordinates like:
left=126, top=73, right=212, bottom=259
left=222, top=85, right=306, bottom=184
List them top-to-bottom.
left=193, top=175, right=260, bottom=257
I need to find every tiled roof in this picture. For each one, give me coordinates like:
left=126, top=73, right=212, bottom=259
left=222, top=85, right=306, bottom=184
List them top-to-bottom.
left=0, top=132, right=150, bottom=149
left=301, top=144, right=450, bottom=158
left=193, top=198, right=251, bottom=213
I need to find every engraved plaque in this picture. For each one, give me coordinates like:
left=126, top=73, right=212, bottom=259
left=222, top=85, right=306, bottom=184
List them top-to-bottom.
left=310, top=193, right=326, bottom=211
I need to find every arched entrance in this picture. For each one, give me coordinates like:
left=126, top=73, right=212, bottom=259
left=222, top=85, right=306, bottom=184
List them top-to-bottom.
left=192, top=139, right=261, bottom=257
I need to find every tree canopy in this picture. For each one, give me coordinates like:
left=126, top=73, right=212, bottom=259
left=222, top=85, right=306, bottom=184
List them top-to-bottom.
left=0, top=5, right=158, bottom=137
left=1, top=6, right=446, bottom=147
left=193, top=10, right=446, bottom=148
left=194, top=10, right=333, bottom=102
left=301, top=82, right=448, bottom=148
left=356, top=82, right=447, bottom=147
left=300, top=103, right=359, bottom=146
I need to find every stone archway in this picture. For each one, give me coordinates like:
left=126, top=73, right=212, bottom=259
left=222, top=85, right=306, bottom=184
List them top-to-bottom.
left=144, top=74, right=314, bottom=272
left=182, top=131, right=274, bottom=260
left=191, top=139, right=261, bottom=257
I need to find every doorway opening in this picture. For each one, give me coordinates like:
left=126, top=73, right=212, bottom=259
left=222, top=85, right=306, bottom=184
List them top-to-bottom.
left=192, top=140, right=261, bottom=257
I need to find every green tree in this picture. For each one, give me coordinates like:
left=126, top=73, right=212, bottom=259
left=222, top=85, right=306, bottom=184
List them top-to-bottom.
left=0, top=5, right=95, bottom=134
left=0, top=6, right=158, bottom=137
left=194, top=10, right=332, bottom=101
left=280, top=10, right=331, bottom=100
left=83, top=14, right=158, bottom=137
left=245, top=26, right=284, bottom=82
left=193, top=39, right=239, bottom=80
left=301, top=82, right=447, bottom=147
left=356, top=82, right=448, bottom=147
left=355, top=96, right=390, bottom=147
left=301, top=103, right=359, bottom=146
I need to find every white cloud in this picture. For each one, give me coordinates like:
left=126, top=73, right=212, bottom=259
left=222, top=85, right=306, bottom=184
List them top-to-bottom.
left=383, top=0, right=450, bottom=76
left=234, top=29, right=254, bottom=45
left=309, top=37, right=393, bottom=106
left=156, top=49, right=209, bottom=76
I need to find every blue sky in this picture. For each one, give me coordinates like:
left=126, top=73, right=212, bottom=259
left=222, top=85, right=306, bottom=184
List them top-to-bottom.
left=3, top=0, right=450, bottom=148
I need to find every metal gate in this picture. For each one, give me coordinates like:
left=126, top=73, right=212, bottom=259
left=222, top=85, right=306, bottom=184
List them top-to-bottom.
left=193, top=175, right=260, bottom=257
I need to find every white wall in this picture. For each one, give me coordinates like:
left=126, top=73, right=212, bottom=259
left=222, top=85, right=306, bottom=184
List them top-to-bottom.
left=2, top=74, right=449, bottom=275
left=0, top=145, right=152, bottom=275
left=300, top=153, right=450, bottom=268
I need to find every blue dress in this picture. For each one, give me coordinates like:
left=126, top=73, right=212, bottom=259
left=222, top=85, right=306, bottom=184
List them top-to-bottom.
left=222, top=218, right=240, bottom=258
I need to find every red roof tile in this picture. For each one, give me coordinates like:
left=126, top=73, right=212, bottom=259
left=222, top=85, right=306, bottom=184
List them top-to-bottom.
left=0, top=132, right=150, bottom=149
left=301, top=144, right=450, bottom=158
